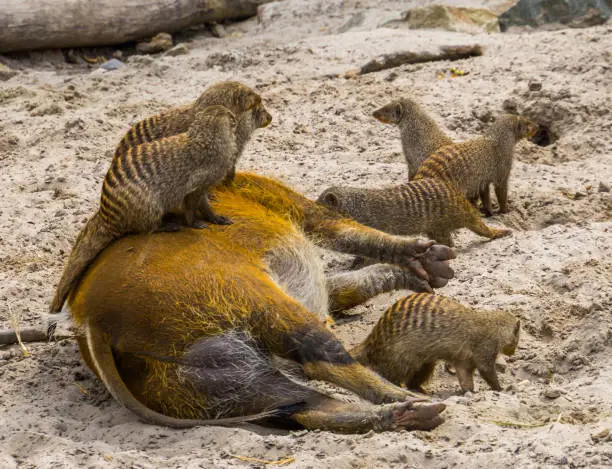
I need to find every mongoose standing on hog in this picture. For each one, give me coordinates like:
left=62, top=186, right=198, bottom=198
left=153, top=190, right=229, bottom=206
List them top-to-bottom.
left=113, top=81, right=263, bottom=160
left=373, top=97, right=453, bottom=179
left=48, top=105, right=238, bottom=315
left=415, top=114, right=538, bottom=215
left=317, top=180, right=511, bottom=246
left=351, top=293, right=520, bottom=392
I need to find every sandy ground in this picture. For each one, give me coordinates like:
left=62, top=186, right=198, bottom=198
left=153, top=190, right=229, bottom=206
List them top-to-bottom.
left=1, top=0, right=611, bottom=467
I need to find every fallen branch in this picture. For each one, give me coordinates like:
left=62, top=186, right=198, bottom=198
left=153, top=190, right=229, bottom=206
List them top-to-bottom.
left=0, top=0, right=273, bottom=53
left=359, top=44, right=483, bottom=75
left=0, top=326, right=72, bottom=346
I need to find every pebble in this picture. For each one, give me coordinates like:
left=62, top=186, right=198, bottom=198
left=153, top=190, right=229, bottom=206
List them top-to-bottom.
left=210, top=22, right=227, bottom=38
left=136, top=32, right=173, bottom=54
left=165, top=43, right=189, bottom=57
left=99, top=59, right=124, bottom=71
left=0, top=63, right=18, bottom=81
left=528, top=80, right=542, bottom=91
left=598, top=181, right=610, bottom=192
left=543, top=388, right=562, bottom=399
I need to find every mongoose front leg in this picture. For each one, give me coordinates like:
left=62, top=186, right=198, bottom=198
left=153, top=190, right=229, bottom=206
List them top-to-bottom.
left=495, top=180, right=509, bottom=214
left=480, top=184, right=493, bottom=217
left=183, top=190, right=209, bottom=229
left=198, top=192, right=233, bottom=226
left=407, top=362, right=437, bottom=392
left=454, top=363, right=475, bottom=393
left=477, top=364, right=502, bottom=391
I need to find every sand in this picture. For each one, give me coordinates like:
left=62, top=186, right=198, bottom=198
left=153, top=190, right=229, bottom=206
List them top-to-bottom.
left=0, top=0, right=611, bottom=467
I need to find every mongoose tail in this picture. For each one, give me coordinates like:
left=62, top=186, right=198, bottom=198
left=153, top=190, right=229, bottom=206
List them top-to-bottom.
left=49, top=212, right=116, bottom=314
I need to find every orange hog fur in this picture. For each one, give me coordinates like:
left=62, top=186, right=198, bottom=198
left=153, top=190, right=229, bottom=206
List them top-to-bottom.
left=64, top=173, right=455, bottom=432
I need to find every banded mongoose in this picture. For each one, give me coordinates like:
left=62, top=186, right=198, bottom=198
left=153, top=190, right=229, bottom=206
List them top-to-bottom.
left=113, top=81, right=262, bottom=159
left=373, top=97, right=453, bottom=179
left=48, top=105, right=238, bottom=315
left=415, top=114, right=538, bottom=215
left=49, top=173, right=455, bottom=431
left=317, top=179, right=511, bottom=246
left=351, top=293, right=520, bottom=392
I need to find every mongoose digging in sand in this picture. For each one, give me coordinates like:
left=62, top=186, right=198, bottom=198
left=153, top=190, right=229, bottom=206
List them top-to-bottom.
left=373, top=97, right=453, bottom=179
left=48, top=105, right=238, bottom=315
left=415, top=114, right=538, bottom=215
left=38, top=173, right=456, bottom=431
left=317, top=180, right=511, bottom=246
left=351, top=293, right=520, bottom=392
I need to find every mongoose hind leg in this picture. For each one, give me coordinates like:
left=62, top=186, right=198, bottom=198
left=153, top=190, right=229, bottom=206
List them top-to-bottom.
left=495, top=180, right=509, bottom=214
left=480, top=184, right=493, bottom=217
left=461, top=199, right=511, bottom=240
left=156, top=214, right=185, bottom=232
left=407, top=362, right=436, bottom=393
left=454, top=363, right=475, bottom=393
left=291, top=395, right=445, bottom=433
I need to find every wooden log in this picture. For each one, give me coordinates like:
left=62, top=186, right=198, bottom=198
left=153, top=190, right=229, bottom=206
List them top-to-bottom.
left=0, top=0, right=272, bottom=53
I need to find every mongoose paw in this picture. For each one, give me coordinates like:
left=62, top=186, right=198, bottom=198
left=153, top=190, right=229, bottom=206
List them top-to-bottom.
left=207, top=215, right=233, bottom=226
left=191, top=219, right=209, bottom=229
left=414, top=244, right=456, bottom=287
left=390, top=401, right=446, bottom=431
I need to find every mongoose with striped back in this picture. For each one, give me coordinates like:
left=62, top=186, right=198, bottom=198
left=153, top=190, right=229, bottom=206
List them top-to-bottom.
left=113, top=81, right=264, bottom=161
left=113, top=81, right=270, bottom=221
left=372, top=97, right=453, bottom=179
left=48, top=105, right=239, bottom=315
left=415, top=114, right=538, bottom=215
left=38, top=172, right=456, bottom=432
left=317, top=179, right=511, bottom=246
left=351, top=293, right=520, bottom=392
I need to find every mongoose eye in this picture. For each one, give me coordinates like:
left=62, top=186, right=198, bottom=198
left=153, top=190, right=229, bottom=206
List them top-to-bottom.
left=321, top=192, right=339, bottom=208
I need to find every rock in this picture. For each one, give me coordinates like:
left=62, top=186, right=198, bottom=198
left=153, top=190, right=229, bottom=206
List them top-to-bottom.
left=499, top=0, right=612, bottom=31
left=386, top=5, right=500, bottom=34
left=338, top=11, right=365, bottom=33
left=209, top=22, right=227, bottom=38
left=136, top=32, right=173, bottom=54
left=164, top=43, right=189, bottom=57
left=360, top=44, right=483, bottom=75
left=128, top=55, right=155, bottom=67
left=99, top=59, right=124, bottom=71
left=0, top=63, right=17, bottom=81
left=528, top=80, right=542, bottom=91
left=598, top=181, right=610, bottom=193
left=543, top=388, right=562, bottom=399
left=591, top=428, right=610, bottom=442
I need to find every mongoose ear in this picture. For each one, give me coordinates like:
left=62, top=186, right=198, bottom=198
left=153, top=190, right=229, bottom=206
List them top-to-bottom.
left=244, top=92, right=262, bottom=111
left=393, top=102, right=403, bottom=122
left=321, top=192, right=340, bottom=208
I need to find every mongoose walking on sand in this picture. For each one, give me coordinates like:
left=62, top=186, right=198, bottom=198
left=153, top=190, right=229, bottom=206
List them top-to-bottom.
left=373, top=97, right=453, bottom=179
left=49, top=105, right=238, bottom=314
left=415, top=115, right=538, bottom=215
left=317, top=179, right=511, bottom=246
left=351, top=293, right=520, bottom=392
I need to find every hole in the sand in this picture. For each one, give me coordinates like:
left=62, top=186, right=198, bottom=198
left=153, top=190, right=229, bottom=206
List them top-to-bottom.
left=530, top=125, right=557, bottom=147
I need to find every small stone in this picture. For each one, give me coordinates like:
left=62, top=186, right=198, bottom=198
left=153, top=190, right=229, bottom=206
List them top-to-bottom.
left=209, top=22, right=227, bottom=38
left=136, top=32, right=173, bottom=54
left=164, top=43, right=189, bottom=57
left=112, top=50, right=123, bottom=59
left=128, top=55, right=154, bottom=66
left=99, top=59, right=124, bottom=71
left=0, top=63, right=17, bottom=81
left=385, top=71, right=399, bottom=82
left=528, top=80, right=542, bottom=91
left=502, top=98, right=518, bottom=113
left=598, top=181, right=610, bottom=192
left=543, top=388, right=562, bottom=399
left=591, top=428, right=609, bottom=442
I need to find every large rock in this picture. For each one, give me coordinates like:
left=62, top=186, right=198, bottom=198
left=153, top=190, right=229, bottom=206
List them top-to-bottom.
left=499, top=0, right=612, bottom=30
left=385, top=5, right=500, bottom=34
